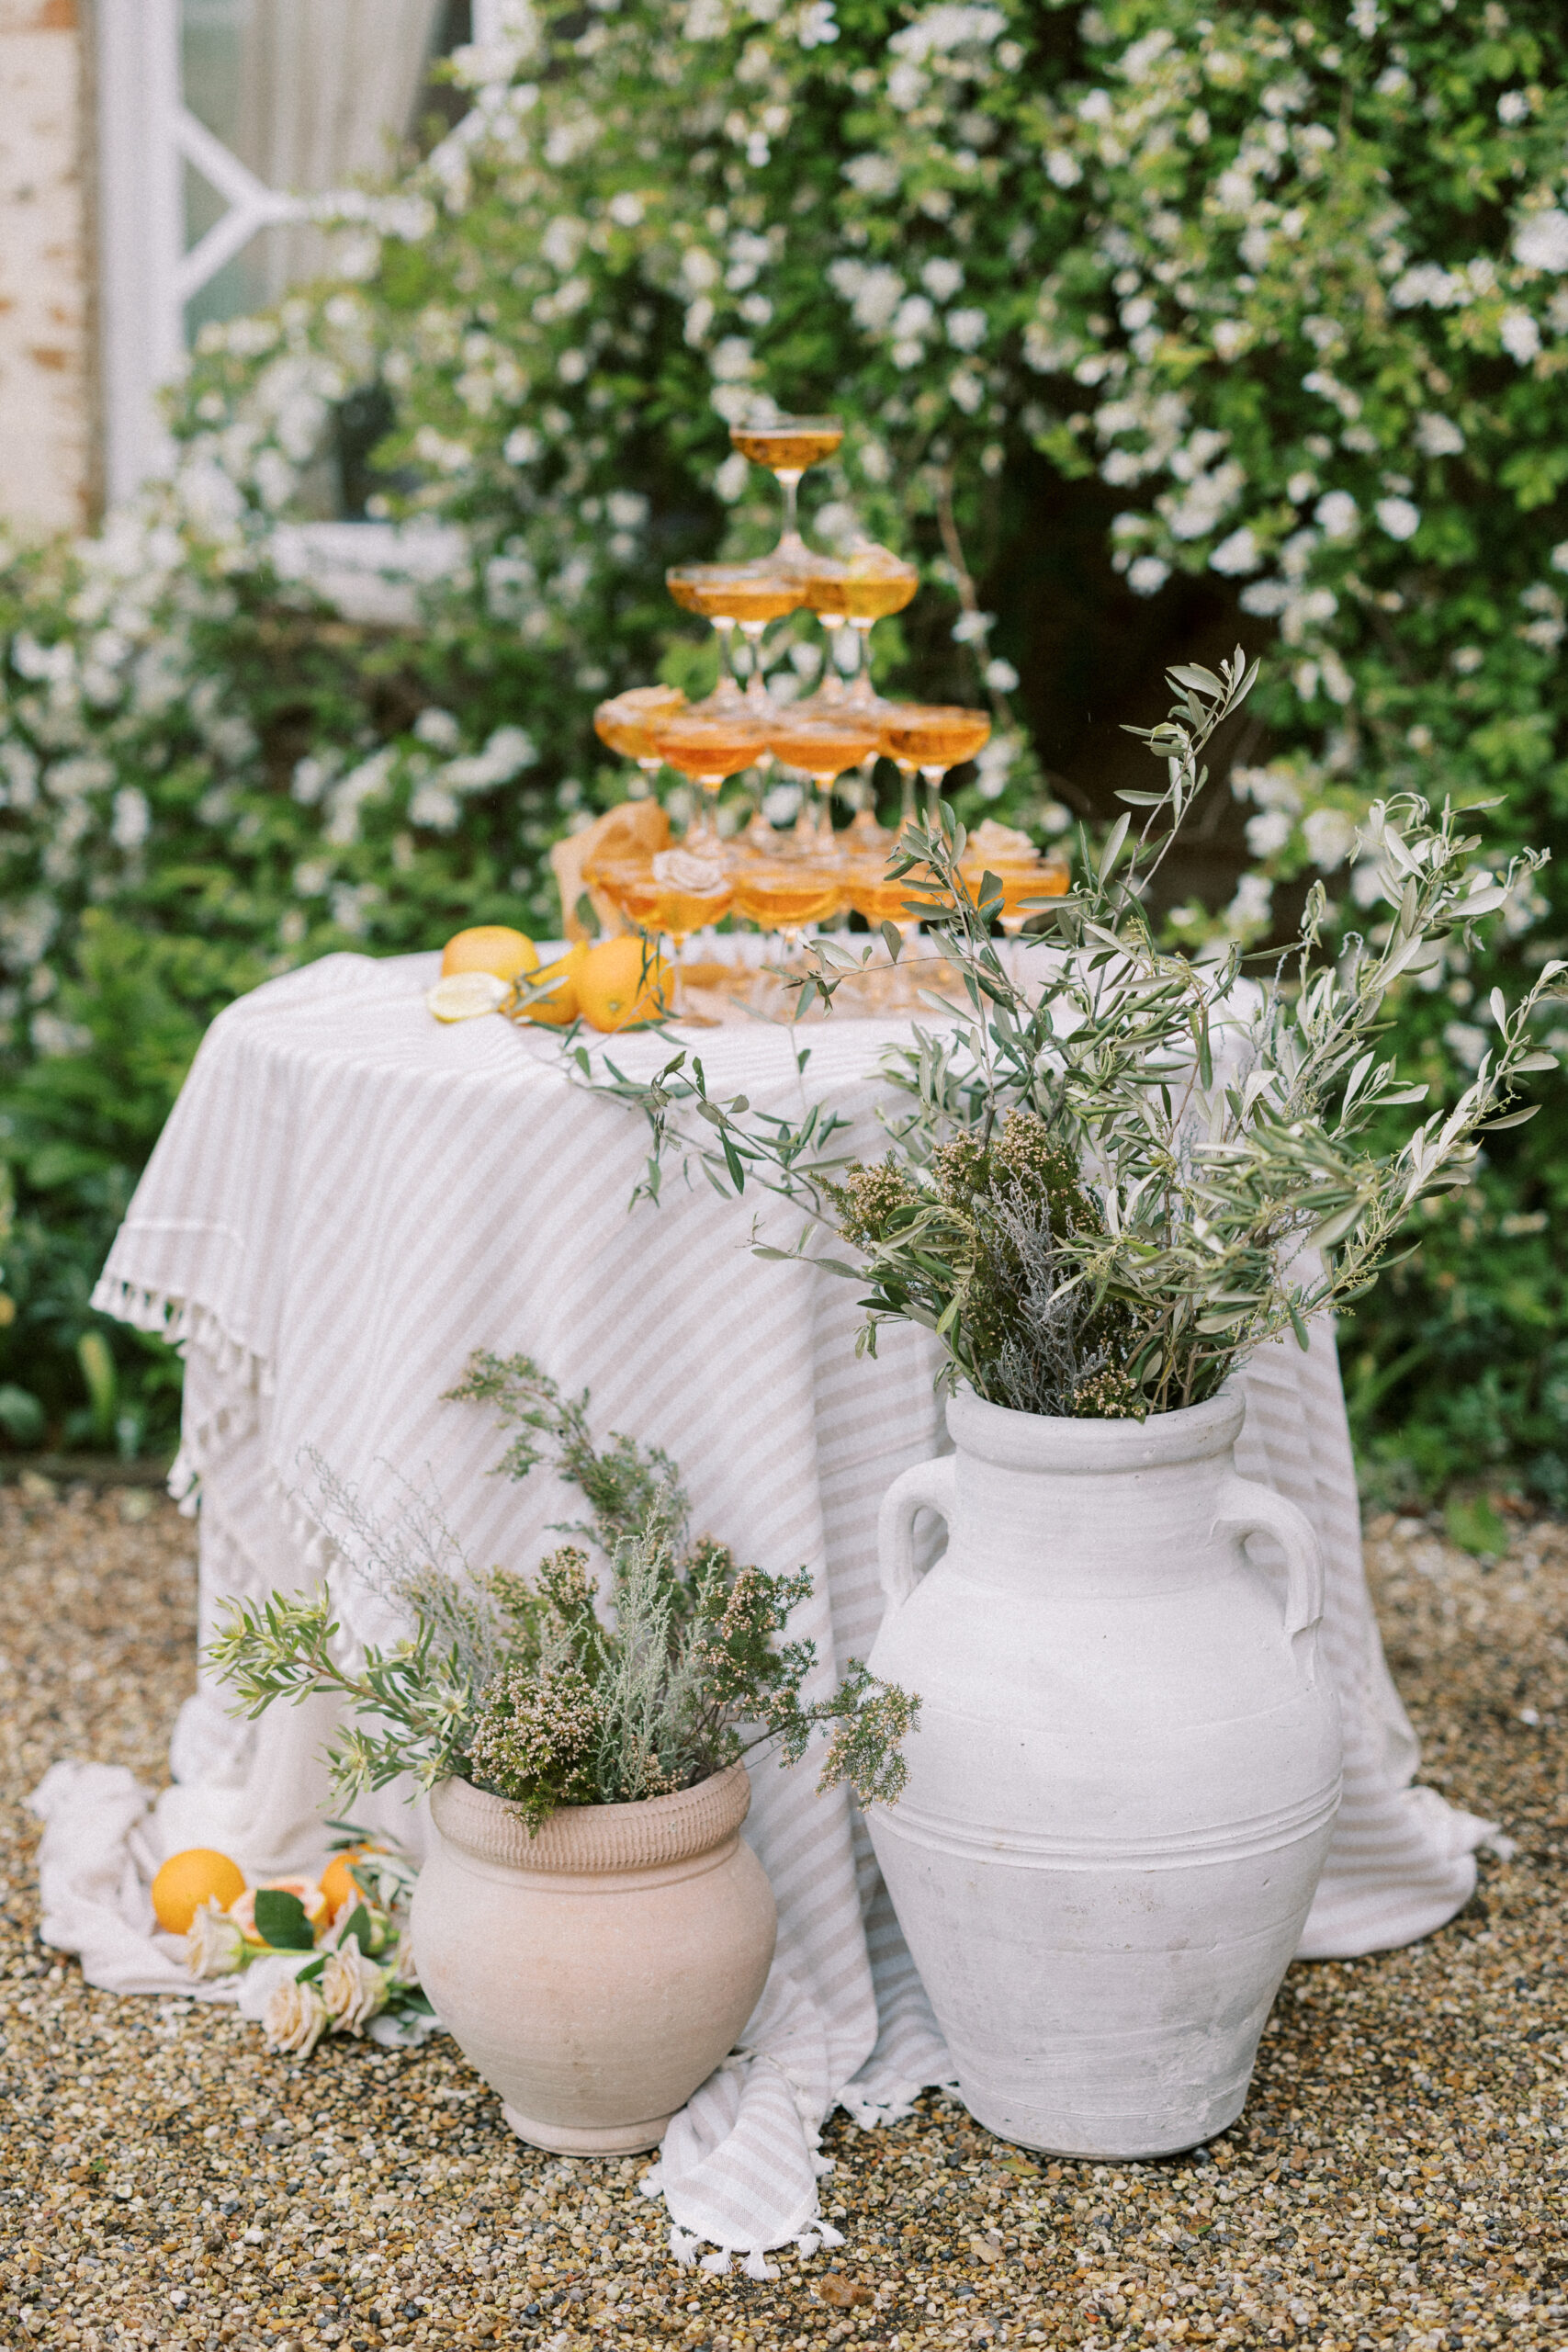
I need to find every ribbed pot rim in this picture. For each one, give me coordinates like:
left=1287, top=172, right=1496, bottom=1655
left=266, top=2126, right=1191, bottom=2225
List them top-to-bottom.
left=945, top=1381, right=1245, bottom=1473
left=431, top=1758, right=751, bottom=1875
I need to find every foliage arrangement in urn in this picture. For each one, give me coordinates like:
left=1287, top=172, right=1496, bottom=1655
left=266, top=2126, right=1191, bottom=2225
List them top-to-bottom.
left=2, top=1, right=1567, bottom=1496
left=602, top=651, right=1562, bottom=1416
left=209, top=1353, right=917, bottom=1826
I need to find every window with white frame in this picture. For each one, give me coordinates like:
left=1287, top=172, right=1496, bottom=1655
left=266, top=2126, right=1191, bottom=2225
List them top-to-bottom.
left=95, top=0, right=503, bottom=510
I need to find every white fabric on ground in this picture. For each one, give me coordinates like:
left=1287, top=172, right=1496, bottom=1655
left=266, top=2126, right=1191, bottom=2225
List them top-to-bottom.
left=32, top=947, right=1494, bottom=2255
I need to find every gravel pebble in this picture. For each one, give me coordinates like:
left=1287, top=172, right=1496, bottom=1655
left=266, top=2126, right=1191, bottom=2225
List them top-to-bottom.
left=3, top=1485, right=1567, bottom=2350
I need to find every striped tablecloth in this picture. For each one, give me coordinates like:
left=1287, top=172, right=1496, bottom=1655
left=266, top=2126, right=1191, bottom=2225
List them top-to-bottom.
left=34, top=947, right=1495, bottom=2262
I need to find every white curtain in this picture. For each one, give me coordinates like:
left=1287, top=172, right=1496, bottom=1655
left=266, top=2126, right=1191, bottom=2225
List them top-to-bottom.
left=224, top=0, right=444, bottom=301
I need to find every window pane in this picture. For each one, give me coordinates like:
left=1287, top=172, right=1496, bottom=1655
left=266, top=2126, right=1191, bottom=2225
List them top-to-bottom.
left=179, top=0, right=447, bottom=339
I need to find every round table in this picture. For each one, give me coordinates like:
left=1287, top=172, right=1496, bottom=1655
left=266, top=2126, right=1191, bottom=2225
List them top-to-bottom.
left=34, top=947, right=1494, bottom=2258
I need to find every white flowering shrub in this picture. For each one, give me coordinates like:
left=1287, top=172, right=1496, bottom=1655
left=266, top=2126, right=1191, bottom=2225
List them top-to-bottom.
left=0, top=0, right=1564, bottom=1498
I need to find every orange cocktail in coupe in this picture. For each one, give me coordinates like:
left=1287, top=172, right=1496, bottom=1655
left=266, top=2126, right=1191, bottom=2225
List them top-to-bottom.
left=728, top=413, right=844, bottom=560
left=841, top=544, right=919, bottom=706
left=666, top=567, right=805, bottom=706
left=593, top=684, right=686, bottom=772
left=883, top=704, right=992, bottom=822
left=650, top=706, right=771, bottom=846
left=763, top=709, right=883, bottom=849
left=730, top=862, right=844, bottom=937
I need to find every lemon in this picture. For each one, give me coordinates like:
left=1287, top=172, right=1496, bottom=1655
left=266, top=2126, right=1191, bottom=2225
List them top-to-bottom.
left=440, top=925, right=539, bottom=982
left=576, top=935, right=672, bottom=1033
left=511, top=943, right=586, bottom=1028
left=427, top=970, right=509, bottom=1023
left=152, top=1849, right=246, bottom=1936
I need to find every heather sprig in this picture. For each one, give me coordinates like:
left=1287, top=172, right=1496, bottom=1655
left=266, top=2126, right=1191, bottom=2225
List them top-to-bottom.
left=209, top=1359, right=918, bottom=1830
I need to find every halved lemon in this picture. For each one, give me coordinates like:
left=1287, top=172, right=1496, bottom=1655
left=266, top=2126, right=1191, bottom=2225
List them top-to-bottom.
left=426, top=970, right=509, bottom=1023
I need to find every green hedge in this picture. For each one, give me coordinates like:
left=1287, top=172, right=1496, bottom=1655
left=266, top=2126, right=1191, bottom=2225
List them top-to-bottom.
left=0, top=0, right=1563, bottom=1499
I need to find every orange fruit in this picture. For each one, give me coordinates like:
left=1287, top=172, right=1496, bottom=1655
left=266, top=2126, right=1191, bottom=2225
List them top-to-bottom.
left=440, top=926, right=540, bottom=983
left=576, top=935, right=672, bottom=1033
left=512, top=943, right=586, bottom=1028
left=319, top=1847, right=380, bottom=1917
left=151, top=1849, right=246, bottom=1936
left=228, top=1878, right=330, bottom=1941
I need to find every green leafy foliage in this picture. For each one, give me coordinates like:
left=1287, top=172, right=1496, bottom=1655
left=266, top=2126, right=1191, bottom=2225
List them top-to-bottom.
left=0, top=0, right=1564, bottom=1495
left=209, top=1357, right=917, bottom=1827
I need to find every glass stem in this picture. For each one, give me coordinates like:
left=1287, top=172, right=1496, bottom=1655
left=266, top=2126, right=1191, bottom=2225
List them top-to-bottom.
left=776, top=470, right=804, bottom=548
left=713, top=617, right=740, bottom=700
left=818, top=618, right=846, bottom=702
left=739, top=622, right=771, bottom=708
left=898, top=762, right=918, bottom=833
left=921, top=764, right=947, bottom=825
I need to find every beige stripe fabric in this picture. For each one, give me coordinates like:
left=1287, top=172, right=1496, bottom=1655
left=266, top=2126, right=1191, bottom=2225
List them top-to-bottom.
left=36, top=946, right=1491, bottom=2255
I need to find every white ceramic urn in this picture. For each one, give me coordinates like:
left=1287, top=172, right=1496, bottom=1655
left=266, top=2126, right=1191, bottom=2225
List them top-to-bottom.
left=865, top=1385, right=1342, bottom=2160
left=411, top=1761, right=776, bottom=2154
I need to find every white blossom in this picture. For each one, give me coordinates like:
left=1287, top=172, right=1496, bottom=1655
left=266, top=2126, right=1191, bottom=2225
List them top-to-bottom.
left=1496, top=90, right=1532, bottom=126
left=1044, top=151, right=1082, bottom=188
left=844, top=152, right=899, bottom=196
left=1514, top=209, right=1568, bottom=273
left=921, top=258, right=964, bottom=301
left=946, top=307, right=987, bottom=353
left=1500, top=309, right=1542, bottom=366
left=1415, top=413, right=1464, bottom=458
left=1314, top=491, right=1359, bottom=541
left=1375, top=496, right=1421, bottom=542
left=1210, top=526, right=1260, bottom=575
left=1128, top=556, right=1170, bottom=596
left=110, top=787, right=150, bottom=850
left=1303, top=807, right=1357, bottom=869
left=1246, top=809, right=1294, bottom=857
left=1224, top=872, right=1274, bottom=937
left=1443, top=1021, right=1488, bottom=1071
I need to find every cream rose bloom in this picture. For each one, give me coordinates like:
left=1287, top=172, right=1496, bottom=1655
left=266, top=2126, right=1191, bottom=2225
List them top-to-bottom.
left=184, top=1896, right=249, bottom=1981
left=321, top=1933, right=389, bottom=2037
left=389, top=1936, right=422, bottom=1989
left=263, top=1974, right=331, bottom=2057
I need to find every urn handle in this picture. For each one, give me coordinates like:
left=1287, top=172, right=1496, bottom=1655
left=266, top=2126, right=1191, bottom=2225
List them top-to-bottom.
left=877, top=1454, right=957, bottom=1616
left=1211, top=1472, right=1325, bottom=1670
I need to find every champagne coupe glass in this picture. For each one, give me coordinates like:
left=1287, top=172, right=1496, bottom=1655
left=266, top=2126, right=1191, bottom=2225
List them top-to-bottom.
left=728, top=414, right=844, bottom=562
left=841, top=545, right=919, bottom=707
left=667, top=565, right=805, bottom=708
left=728, top=571, right=807, bottom=707
left=593, top=684, right=687, bottom=787
left=649, top=706, right=772, bottom=851
left=881, top=706, right=992, bottom=823
left=762, top=710, right=884, bottom=855
left=958, top=824, right=1072, bottom=936
left=843, top=845, right=936, bottom=1008
left=591, top=846, right=736, bottom=1021
left=730, top=853, right=845, bottom=962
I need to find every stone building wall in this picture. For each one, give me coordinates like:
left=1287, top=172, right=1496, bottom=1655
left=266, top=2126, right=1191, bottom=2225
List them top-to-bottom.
left=0, top=1, right=94, bottom=539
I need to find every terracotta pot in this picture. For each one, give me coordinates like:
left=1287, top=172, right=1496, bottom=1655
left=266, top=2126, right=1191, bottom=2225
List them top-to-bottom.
left=865, top=1385, right=1342, bottom=2160
left=411, top=1761, right=776, bottom=2154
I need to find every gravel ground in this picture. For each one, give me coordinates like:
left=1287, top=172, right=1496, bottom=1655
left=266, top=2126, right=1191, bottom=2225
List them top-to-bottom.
left=3, top=1480, right=1567, bottom=2352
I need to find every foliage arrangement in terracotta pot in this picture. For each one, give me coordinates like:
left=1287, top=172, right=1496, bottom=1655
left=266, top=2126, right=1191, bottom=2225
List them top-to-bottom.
left=598, top=650, right=1563, bottom=2156
left=210, top=1357, right=916, bottom=2153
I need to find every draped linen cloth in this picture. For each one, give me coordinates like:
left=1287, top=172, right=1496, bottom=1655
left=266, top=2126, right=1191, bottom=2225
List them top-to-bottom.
left=33, top=948, right=1494, bottom=2258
